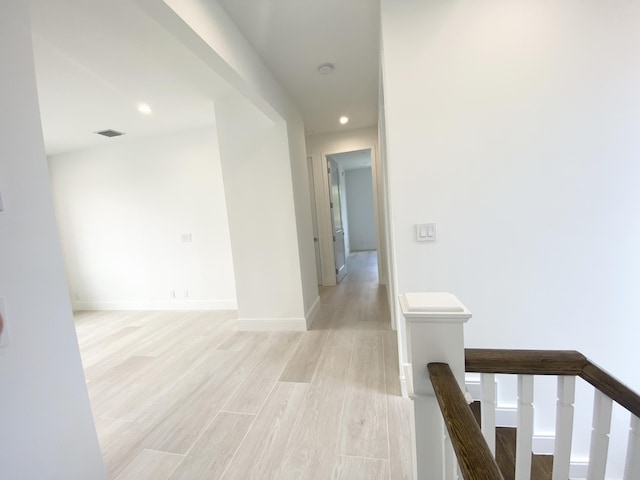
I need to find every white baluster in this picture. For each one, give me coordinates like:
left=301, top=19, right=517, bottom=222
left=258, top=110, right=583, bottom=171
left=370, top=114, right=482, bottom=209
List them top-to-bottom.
left=480, top=373, right=497, bottom=455
left=515, top=375, right=534, bottom=480
left=553, top=376, right=576, bottom=480
left=586, top=390, right=613, bottom=480
left=623, top=415, right=640, bottom=480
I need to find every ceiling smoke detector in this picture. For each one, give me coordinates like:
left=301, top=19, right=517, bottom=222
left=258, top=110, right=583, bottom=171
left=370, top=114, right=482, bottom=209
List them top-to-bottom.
left=317, top=63, right=334, bottom=75
left=95, top=129, right=125, bottom=138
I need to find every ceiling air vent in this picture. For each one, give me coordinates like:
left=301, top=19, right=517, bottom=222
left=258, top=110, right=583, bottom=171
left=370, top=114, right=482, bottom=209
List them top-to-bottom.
left=95, top=129, right=125, bottom=138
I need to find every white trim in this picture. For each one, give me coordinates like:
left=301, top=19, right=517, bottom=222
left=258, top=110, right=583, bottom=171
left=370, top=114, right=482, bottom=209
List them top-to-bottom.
left=322, top=274, right=337, bottom=286
left=305, top=296, right=321, bottom=328
left=72, top=299, right=237, bottom=311
left=236, top=317, right=308, bottom=331
left=402, top=363, right=412, bottom=398
left=465, top=379, right=482, bottom=400
left=496, top=406, right=518, bottom=426
left=532, top=435, right=555, bottom=455
left=569, top=461, right=588, bottom=479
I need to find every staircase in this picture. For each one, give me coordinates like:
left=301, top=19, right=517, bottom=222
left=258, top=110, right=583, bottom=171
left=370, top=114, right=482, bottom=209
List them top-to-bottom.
left=400, top=291, right=640, bottom=480
left=470, top=402, right=553, bottom=480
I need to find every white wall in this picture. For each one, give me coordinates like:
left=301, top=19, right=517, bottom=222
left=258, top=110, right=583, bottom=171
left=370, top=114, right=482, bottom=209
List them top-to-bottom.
left=137, top=0, right=320, bottom=327
left=381, top=0, right=640, bottom=475
left=0, top=2, right=105, bottom=478
left=214, top=92, right=308, bottom=330
left=49, top=127, right=236, bottom=311
left=306, top=127, right=388, bottom=284
left=346, top=168, right=377, bottom=251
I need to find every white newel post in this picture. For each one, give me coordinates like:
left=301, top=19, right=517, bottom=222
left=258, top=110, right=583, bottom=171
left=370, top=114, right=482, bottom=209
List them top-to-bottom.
left=400, top=292, right=472, bottom=480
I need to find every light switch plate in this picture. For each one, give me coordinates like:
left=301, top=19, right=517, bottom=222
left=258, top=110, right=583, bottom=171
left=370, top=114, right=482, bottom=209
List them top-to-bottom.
left=416, top=223, right=436, bottom=242
left=0, top=298, right=9, bottom=348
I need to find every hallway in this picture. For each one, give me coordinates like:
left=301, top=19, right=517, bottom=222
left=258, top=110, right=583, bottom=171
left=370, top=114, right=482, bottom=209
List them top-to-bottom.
left=76, top=251, right=415, bottom=479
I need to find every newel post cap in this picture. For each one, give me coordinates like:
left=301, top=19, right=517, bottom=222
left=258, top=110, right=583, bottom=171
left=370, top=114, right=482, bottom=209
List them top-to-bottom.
left=399, top=292, right=472, bottom=323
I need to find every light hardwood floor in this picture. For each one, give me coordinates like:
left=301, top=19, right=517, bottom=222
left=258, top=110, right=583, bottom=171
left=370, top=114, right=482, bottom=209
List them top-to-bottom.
left=76, top=251, right=415, bottom=480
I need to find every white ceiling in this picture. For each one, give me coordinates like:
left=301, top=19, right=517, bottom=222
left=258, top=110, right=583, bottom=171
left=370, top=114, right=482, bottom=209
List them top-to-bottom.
left=28, top=0, right=379, bottom=156
left=29, top=0, right=232, bottom=156
left=216, top=0, right=380, bottom=135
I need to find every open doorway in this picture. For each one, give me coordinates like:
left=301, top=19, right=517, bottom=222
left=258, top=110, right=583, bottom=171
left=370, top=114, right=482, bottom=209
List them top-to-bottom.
left=312, top=148, right=377, bottom=285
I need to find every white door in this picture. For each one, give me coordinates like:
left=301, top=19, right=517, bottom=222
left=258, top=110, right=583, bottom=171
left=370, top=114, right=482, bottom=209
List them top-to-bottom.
left=307, top=156, right=322, bottom=285
left=328, top=158, right=347, bottom=283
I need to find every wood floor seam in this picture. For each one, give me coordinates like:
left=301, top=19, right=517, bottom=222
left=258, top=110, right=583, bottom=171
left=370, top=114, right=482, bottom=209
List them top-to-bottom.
left=77, top=251, right=412, bottom=480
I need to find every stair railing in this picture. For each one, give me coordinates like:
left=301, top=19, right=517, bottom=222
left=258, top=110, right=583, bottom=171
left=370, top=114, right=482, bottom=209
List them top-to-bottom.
left=400, top=292, right=640, bottom=480
left=465, top=349, right=640, bottom=480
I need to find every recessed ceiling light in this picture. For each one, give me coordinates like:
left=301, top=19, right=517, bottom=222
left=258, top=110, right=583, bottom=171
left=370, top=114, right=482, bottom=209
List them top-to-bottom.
left=318, top=63, right=334, bottom=75
left=137, top=103, right=153, bottom=115
left=339, top=116, right=349, bottom=125
left=95, top=129, right=125, bottom=138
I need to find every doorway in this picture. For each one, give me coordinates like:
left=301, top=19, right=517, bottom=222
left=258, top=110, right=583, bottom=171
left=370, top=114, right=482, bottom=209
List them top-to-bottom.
left=326, top=149, right=377, bottom=282
left=328, top=157, right=347, bottom=283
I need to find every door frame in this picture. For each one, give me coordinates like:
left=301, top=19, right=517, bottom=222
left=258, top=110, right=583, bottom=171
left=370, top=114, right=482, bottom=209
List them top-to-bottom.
left=309, top=145, right=384, bottom=287
left=307, top=156, right=322, bottom=285
left=327, top=157, right=347, bottom=283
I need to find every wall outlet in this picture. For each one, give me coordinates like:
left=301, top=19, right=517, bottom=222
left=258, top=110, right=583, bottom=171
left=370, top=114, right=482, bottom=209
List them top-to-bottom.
left=170, top=290, right=176, bottom=299
left=183, top=290, right=189, bottom=299
left=0, top=298, right=9, bottom=348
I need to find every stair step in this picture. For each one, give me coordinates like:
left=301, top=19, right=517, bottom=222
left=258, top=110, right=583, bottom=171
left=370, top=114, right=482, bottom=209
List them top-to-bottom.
left=468, top=403, right=553, bottom=480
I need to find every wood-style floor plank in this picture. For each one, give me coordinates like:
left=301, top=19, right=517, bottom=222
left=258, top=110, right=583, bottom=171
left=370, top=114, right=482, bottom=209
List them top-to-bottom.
left=75, top=251, right=411, bottom=480
left=279, top=330, right=329, bottom=382
left=222, top=331, right=302, bottom=414
left=337, top=332, right=390, bottom=459
left=275, top=346, right=353, bottom=479
left=221, top=382, right=308, bottom=480
left=387, top=396, right=415, bottom=480
left=167, top=412, right=255, bottom=480
left=94, top=416, right=148, bottom=480
left=115, top=449, right=183, bottom=480
left=331, top=455, right=390, bottom=480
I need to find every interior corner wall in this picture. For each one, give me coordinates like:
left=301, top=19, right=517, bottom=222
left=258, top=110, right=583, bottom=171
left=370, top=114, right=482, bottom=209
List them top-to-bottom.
left=143, top=0, right=319, bottom=327
left=381, top=0, right=640, bottom=475
left=0, top=2, right=105, bottom=478
left=214, top=92, right=307, bottom=330
left=284, top=118, right=321, bottom=323
left=48, top=127, right=237, bottom=311
left=346, top=168, right=377, bottom=251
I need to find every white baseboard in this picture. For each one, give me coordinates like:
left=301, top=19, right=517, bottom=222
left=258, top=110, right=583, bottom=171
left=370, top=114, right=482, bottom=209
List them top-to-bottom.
left=322, top=274, right=337, bottom=286
left=305, top=296, right=321, bottom=329
left=72, top=299, right=237, bottom=311
left=236, top=317, right=308, bottom=331
left=402, top=363, right=412, bottom=398
left=465, top=379, right=482, bottom=399
left=495, top=406, right=518, bottom=427
left=532, top=435, right=555, bottom=455
left=569, top=461, right=588, bottom=479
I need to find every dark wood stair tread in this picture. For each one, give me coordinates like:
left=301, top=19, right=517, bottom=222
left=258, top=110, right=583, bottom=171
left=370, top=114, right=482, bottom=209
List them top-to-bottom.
left=467, top=404, right=554, bottom=480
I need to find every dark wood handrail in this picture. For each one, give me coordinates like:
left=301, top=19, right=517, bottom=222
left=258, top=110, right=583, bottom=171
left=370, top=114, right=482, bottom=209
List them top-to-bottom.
left=465, top=348, right=640, bottom=418
left=465, top=349, right=587, bottom=375
left=581, top=360, right=640, bottom=418
left=428, top=363, right=504, bottom=480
